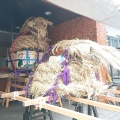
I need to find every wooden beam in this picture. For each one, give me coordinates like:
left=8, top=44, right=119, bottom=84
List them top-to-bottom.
left=0, top=73, right=28, bottom=79
left=10, top=78, right=26, bottom=82
left=9, top=83, right=25, bottom=89
left=105, top=89, right=120, bottom=94
left=0, top=91, right=25, bottom=98
left=0, top=91, right=5, bottom=94
left=21, top=95, right=102, bottom=120
left=101, top=95, right=120, bottom=103
left=15, top=96, right=29, bottom=102
left=22, top=96, right=50, bottom=106
left=22, top=96, right=63, bottom=107
left=65, top=96, right=120, bottom=113
left=42, top=103, right=102, bottom=120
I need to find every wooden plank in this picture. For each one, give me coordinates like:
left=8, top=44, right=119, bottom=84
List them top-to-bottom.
left=0, top=72, right=28, bottom=79
left=0, top=73, right=10, bottom=78
left=10, top=78, right=26, bottom=82
left=9, top=83, right=25, bottom=89
left=105, top=89, right=120, bottom=94
left=0, top=91, right=25, bottom=98
left=0, top=91, right=5, bottom=94
left=101, top=95, right=120, bottom=103
left=15, top=96, right=29, bottom=102
left=22, top=96, right=49, bottom=106
left=22, top=96, right=62, bottom=107
left=65, top=96, right=120, bottom=113
left=42, top=103, right=102, bottom=120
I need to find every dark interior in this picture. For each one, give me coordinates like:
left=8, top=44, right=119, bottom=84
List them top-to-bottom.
left=0, top=0, right=80, bottom=33
left=0, top=0, right=80, bottom=56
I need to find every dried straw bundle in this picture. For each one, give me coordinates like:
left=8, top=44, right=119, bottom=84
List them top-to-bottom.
left=11, top=17, right=52, bottom=52
left=19, top=17, right=53, bottom=39
left=10, top=35, right=49, bottom=52
left=10, top=35, right=37, bottom=52
left=29, top=39, right=120, bottom=99
left=52, top=39, right=120, bottom=70
left=30, top=58, right=104, bottom=99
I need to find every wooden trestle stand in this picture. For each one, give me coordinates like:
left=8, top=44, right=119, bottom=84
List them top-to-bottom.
left=0, top=89, right=120, bottom=120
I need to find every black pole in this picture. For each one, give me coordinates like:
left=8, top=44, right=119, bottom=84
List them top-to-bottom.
left=88, top=105, right=92, bottom=116
left=92, top=106, right=98, bottom=117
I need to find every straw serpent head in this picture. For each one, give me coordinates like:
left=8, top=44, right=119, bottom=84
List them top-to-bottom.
left=19, top=17, right=53, bottom=38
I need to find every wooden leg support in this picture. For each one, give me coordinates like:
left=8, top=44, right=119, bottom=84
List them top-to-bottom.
left=2, top=77, right=26, bottom=107
left=2, top=77, right=11, bottom=106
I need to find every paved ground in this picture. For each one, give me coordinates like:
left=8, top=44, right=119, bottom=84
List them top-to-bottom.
left=0, top=100, right=120, bottom=120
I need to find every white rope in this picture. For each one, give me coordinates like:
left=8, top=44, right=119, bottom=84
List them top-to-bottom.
left=11, top=91, right=19, bottom=100
left=37, top=97, right=45, bottom=110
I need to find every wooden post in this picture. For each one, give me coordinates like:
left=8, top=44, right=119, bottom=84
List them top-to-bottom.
left=2, top=77, right=11, bottom=106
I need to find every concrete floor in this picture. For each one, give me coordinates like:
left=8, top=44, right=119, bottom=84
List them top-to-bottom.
left=0, top=100, right=120, bottom=120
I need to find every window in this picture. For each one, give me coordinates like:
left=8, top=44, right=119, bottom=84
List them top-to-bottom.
left=107, top=35, right=120, bottom=83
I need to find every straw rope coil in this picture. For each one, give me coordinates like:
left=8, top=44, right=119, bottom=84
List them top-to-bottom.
left=10, top=35, right=49, bottom=52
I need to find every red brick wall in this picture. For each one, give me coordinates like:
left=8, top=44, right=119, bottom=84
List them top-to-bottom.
left=48, top=16, right=107, bottom=82
left=49, top=16, right=97, bottom=45
left=96, top=22, right=107, bottom=45
left=96, top=22, right=107, bottom=83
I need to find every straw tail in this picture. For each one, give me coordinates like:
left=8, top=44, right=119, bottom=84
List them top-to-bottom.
left=52, top=39, right=120, bottom=70
left=88, top=41, right=120, bottom=70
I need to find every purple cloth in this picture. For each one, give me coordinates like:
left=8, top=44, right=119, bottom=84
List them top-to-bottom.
left=45, top=50, right=70, bottom=103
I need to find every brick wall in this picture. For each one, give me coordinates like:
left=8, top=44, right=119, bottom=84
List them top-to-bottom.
left=48, top=16, right=107, bottom=82
left=49, top=16, right=97, bottom=45
left=96, top=22, right=107, bottom=45
left=96, top=22, right=107, bottom=83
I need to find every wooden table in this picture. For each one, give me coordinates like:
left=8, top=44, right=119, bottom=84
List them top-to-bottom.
left=0, top=72, right=28, bottom=107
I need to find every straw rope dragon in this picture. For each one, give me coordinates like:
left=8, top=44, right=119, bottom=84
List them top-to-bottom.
left=11, top=17, right=120, bottom=102
left=27, top=39, right=120, bottom=102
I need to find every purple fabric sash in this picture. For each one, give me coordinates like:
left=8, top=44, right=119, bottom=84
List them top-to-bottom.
left=23, top=46, right=53, bottom=97
left=45, top=50, right=70, bottom=103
